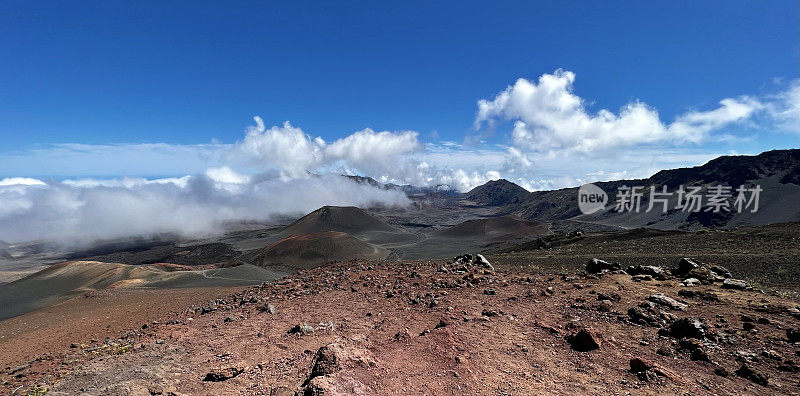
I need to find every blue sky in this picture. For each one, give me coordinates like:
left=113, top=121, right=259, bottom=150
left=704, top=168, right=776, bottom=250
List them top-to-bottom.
left=0, top=1, right=798, bottom=186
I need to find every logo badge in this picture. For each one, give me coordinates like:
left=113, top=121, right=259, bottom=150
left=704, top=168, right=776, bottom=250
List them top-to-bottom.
left=578, top=183, right=608, bottom=215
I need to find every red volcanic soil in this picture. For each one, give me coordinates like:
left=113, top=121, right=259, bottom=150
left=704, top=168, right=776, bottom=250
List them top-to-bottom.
left=438, top=215, right=549, bottom=241
left=249, top=231, right=389, bottom=268
left=3, top=258, right=799, bottom=395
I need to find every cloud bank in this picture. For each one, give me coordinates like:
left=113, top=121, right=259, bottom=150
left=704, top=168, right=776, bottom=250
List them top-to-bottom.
left=0, top=174, right=410, bottom=246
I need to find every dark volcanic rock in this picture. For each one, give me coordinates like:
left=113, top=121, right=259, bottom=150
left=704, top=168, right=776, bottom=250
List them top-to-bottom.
left=586, top=258, right=620, bottom=274
left=674, top=258, right=700, bottom=276
left=708, top=265, right=732, bottom=279
left=663, top=317, right=706, bottom=339
left=288, top=324, right=315, bottom=335
left=566, top=328, right=601, bottom=352
left=787, top=328, right=800, bottom=343
left=629, top=358, right=651, bottom=373
left=735, top=364, right=768, bottom=386
left=203, top=367, right=243, bottom=382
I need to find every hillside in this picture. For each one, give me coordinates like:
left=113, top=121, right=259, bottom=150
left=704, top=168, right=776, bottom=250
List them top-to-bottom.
left=499, top=149, right=800, bottom=229
left=463, top=179, right=530, bottom=206
left=281, top=206, right=397, bottom=236
left=437, top=215, right=549, bottom=241
left=247, top=231, right=389, bottom=268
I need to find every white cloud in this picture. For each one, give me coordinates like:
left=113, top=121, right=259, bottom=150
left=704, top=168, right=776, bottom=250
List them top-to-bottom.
left=475, top=70, right=767, bottom=155
left=764, top=79, right=800, bottom=133
left=235, top=118, right=326, bottom=178
left=325, top=128, right=421, bottom=176
left=205, top=167, right=250, bottom=185
left=0, top=177, right=47, bottom=186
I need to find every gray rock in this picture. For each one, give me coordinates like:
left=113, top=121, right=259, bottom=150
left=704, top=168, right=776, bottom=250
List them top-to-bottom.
left=475, top=254, right=494, bottom=271
left=626, top=265, right=666, bottom=278
left=708, top=265, right=732, bottom=279
left=681, top=278, right=701, bottom=287
left=722, top=278, right=749, bottom=290
left=647, top=293, right=688, bottom=311
left=288, top=323, right=315, bottom=335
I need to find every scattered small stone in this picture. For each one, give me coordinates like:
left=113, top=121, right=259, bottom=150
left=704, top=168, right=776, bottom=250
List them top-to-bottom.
left=483, top=289, right=496, bottom=295
left=677, top=289, right=719, bottom=301
left=597, top=292, right=621, bottom=302
left=714, top=367, right=729, bottom=377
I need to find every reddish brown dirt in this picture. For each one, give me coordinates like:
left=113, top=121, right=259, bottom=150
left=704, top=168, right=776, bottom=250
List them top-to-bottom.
left=2, top=260, right=799, bottom=395
left=0, top=287, right=243, bottom=371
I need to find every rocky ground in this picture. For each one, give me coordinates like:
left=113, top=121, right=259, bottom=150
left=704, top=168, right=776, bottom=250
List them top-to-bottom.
left=2, top=254, right=799, bottom=395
